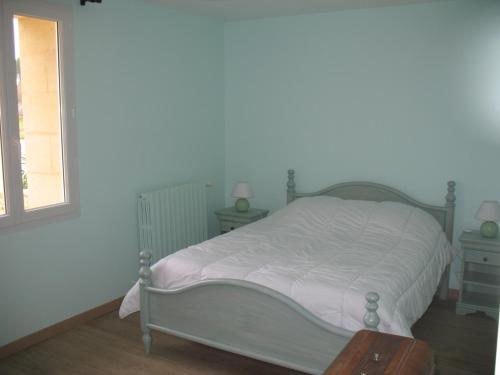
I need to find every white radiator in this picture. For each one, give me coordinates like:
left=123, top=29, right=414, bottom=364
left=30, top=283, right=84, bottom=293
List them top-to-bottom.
left=138, top=181, right=208, bottom=263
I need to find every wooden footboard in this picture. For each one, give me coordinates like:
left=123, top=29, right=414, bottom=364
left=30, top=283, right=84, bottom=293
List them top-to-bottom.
left=138, top=251, right=380, bottom=374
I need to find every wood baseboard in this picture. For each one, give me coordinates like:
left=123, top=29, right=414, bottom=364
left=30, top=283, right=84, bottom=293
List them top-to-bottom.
left=448, top=288, right=459, bottom=301
left=0, top=296, right=123, bottom=359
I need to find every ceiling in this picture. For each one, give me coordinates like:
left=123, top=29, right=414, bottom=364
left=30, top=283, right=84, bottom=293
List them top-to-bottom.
left=143, top=0, right=453, bottom=21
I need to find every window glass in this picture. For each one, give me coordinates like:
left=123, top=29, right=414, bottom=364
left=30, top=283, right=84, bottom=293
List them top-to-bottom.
left=14, top=15, right=65, bottom=210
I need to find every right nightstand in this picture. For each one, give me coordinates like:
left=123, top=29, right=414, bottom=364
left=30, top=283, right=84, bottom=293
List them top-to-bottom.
left=456, top=230, right=500, bottom=319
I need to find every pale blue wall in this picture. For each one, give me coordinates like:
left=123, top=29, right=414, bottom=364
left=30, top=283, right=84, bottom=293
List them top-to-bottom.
left=0, top=0, right=224, bottom=346
left=225, top=0, right=500, bottom=287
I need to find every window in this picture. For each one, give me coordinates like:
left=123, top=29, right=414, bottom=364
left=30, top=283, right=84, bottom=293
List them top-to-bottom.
left=0, top=0, right=78, bottom=230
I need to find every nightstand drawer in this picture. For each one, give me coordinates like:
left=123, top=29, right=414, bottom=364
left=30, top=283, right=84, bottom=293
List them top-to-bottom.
left=219, top=220, right=244, bottom=233
left=465, top=250, right=500, bottom=267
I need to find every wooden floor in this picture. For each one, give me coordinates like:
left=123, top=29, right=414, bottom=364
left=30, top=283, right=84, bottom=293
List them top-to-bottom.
left=0, top=300, right=497, bottom=375
left=412, top=300, right=497, bottom=375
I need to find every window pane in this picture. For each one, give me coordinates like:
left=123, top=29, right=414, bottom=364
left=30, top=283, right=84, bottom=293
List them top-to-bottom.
left=14, top=15, right=65, bottom=210
left=0, top=129, right=5, bottom=216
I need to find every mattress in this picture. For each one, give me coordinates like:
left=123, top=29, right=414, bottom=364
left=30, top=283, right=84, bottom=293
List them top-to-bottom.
left=120, top=196, right=454, bottom=337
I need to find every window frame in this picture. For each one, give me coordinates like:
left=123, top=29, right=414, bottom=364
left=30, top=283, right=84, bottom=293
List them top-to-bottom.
left=0, top=0, right=79, bottom=232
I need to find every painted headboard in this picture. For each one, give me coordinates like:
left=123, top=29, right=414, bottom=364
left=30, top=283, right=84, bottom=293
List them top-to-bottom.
left=286, top=169, right=456, bottom=243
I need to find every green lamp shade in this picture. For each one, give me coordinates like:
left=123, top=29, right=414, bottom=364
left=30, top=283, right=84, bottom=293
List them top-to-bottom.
left=235, top=198, right=250, bottom=212
left=480, top=221, right=498, bottom=238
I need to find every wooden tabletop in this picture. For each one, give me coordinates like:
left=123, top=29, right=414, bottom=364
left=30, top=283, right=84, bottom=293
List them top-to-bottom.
left=323, top=330, right=434, bottom=375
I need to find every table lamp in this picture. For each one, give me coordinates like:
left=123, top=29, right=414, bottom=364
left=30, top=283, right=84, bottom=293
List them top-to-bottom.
left=232, top=182, right=253, bottom=212
left=475, top=200, right=500, bottom=238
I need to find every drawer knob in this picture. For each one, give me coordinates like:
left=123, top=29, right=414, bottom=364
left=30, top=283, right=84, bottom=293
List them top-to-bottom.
left=483, top=257, right=488, bottom=262
left=373, top=352, right=381, bottom=362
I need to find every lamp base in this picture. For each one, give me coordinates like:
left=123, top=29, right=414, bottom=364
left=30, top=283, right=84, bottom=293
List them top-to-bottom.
left=235, top=198, right=249, bottom=212
left=480, top=221, right=498, bottom=238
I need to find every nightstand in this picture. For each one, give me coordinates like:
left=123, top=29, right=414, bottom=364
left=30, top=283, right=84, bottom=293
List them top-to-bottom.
left=214, top=207, right=269, bottom=234
left=456, top=230, right=500, bottom=319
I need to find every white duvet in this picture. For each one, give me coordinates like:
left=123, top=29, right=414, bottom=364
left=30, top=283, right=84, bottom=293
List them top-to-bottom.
left=120, top=196, right=453, bottom=337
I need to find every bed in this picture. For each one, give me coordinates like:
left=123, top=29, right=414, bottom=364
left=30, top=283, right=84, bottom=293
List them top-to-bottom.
left=120, top=169, right=456, bottom=374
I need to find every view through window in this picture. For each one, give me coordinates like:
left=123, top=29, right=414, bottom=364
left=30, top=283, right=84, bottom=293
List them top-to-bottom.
left=14, top=15, right=65, bottom=210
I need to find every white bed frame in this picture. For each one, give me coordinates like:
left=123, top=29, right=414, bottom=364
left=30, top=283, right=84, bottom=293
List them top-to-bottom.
left=138, top=170, right=456, bottom=374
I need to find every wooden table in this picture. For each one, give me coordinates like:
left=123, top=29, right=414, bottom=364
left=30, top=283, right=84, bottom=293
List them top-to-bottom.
left=323, top=330, right=434, bottom=375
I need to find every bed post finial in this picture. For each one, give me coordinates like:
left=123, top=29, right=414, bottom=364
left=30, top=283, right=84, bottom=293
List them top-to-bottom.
left=287, top=169, right=296, bottom=204
left=437, top=180, right=456, bottom=301
left=445, top=181, right=456, bottom=242
left=446, top=181, right=456, bottom=205
left=139, top=250, right=152, bottom=354
left=363, top=292, right=380, bottom=331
